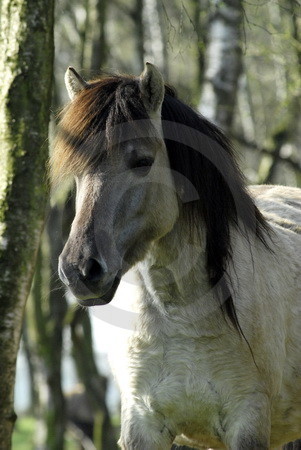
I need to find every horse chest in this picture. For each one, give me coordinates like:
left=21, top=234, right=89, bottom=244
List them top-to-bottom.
left=128, top=333, right=228, bottom=443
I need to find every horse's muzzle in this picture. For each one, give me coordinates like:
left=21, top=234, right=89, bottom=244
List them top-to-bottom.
left=58, top=255, right=121, bottom=306
left=76, top=273, right=121, bottom=306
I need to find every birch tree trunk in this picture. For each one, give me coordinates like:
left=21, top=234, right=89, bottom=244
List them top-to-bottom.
left=0, top=0, right=54, bottom=447
left=142, top=0, right=168, bottom=76
left=198, top=0, right=243, bottom=134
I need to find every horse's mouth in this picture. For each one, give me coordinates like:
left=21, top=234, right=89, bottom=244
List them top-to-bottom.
left=76, top=273, right=121, bottom=307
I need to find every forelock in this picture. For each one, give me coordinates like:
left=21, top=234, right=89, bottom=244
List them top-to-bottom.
left=50, top=75, right=155, bottom=183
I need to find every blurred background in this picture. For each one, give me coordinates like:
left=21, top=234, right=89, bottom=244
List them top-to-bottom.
left=12, top=0, right=301, bottom=449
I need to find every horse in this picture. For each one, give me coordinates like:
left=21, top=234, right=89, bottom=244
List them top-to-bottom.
left=52, top=63, right=301, bottom=449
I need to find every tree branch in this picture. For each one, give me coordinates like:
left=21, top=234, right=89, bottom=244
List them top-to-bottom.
left=233, top=135, right=301, bottom=173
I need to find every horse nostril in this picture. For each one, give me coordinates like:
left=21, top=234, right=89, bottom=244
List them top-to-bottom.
left=81, top=258, right=105, bottom=283
left=58, top=261, right=70, bottom=286
left=58, top=264, right=70, bottom=286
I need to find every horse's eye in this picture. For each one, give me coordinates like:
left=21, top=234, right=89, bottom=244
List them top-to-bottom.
left=131, top=158, right=154, bottom=176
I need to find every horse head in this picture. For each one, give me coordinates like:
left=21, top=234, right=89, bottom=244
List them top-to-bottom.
left=56, top=64, right=179, bottom=306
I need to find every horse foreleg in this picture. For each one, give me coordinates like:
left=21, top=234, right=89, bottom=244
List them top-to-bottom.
left=223, top=393, right=271, bottom=450
left=119, top=404, right=175, bottom=450
left=119, top=427, right=174, bottom=450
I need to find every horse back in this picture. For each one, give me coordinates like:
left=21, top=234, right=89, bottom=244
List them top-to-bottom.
left=250, top=185, right=301, bottom=232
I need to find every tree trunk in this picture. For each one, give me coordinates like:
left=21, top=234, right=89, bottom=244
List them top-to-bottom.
left=0, top=0, right=54, bottom=448
left=91, top=0, right=108, bottom=71
left=133, top=0, right=145, bottom=71
left=142, top=0, right=167, bottom=75
left=191, top=0, right=209, bottom=97
left=198, top=0, right=243, bottom=134
left=257, top=1, right=301, bottom=185
left=26, top=203, right=68, bottom=450
left=45, top=205, right=68, bottom=449
left=70, top=309, right=118, bottom=450
left=21, top=315, right=41, bottom=414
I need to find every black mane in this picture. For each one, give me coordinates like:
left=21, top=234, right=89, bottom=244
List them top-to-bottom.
left=54, top=76, right=270, bottom=331
left=161, top=86, right=270, bottom=330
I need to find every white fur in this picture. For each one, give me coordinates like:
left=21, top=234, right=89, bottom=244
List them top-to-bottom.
left=113, top=185, right=301, bottom=449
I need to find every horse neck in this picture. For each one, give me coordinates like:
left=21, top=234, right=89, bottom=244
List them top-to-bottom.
left=137, top=214, right=210, bottom=308
left=136, top=215, right=231, bottom=339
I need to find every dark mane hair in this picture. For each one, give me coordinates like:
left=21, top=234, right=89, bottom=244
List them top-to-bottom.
left=52, top=74, right=270, bottom=332
left=161, top=86, right=271, bottom=332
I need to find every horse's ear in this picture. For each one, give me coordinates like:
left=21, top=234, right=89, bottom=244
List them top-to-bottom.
left=139, top=62, right=164, bottom=116
left=65, top=67, right=88, bottom=100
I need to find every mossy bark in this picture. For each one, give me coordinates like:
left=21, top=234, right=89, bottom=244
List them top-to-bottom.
left=0, top=0, right=54, bottom=448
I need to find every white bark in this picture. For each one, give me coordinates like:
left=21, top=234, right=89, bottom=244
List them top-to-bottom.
left=142, top=0, right=165, bottom=73
left=198, top=0, right=243, bottom=134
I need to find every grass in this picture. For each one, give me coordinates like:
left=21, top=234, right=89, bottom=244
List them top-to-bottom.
left=12, top=415, right=80, bottom=450
left=12, top=416, right=35, bottom=449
